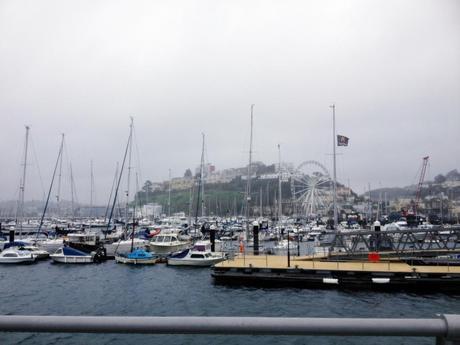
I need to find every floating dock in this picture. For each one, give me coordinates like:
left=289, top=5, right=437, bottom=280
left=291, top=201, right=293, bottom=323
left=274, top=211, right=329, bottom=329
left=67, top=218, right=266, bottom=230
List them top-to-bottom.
left=212, top=255, right=460, bottom=291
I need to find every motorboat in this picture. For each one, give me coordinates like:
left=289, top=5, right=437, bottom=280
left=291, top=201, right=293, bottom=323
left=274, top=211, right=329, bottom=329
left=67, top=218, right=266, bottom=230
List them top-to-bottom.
left=148, top=233, right=191, bottom=256
left=167, top=241, right=227, bottom=267
left=3, top=242, right=49, bottom=259
left=50, top=247, right=94, bottom=264
left=0, top=248, right=36, bottom=264
left=115, top=249, right=159, bottom=265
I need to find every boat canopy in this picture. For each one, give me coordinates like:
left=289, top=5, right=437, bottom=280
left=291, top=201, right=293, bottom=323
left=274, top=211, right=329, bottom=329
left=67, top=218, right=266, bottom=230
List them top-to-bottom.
left=3, top=241, right=29, bottom=249
left=62, top=247, right=90, bottom=256
left=127, top=249, right=153, bottom=259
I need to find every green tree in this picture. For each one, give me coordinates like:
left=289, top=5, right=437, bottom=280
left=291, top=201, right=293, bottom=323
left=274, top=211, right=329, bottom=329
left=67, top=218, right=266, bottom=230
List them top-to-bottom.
left=142, top=180, right=153, bottom=193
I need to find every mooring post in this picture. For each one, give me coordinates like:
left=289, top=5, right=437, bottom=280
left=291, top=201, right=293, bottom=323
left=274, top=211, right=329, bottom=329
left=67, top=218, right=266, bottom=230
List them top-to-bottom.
left=252, top=221, right=259, bottom=256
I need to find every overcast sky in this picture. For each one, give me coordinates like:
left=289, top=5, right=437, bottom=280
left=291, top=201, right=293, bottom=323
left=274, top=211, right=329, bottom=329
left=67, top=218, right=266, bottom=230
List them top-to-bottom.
left=1, top=0, right=459, bottom=204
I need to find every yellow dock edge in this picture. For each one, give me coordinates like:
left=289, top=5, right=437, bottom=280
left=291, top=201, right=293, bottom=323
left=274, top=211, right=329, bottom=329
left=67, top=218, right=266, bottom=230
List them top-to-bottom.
left=215, top=255, right=460, bottom=274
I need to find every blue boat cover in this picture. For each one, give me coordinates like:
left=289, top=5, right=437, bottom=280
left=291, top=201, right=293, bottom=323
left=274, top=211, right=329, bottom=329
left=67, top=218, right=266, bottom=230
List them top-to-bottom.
left=4, top=241, right=29, bottom=249
left=62, top=247, right=90, bottom=256
left=127, top=249, right=153, bottom=259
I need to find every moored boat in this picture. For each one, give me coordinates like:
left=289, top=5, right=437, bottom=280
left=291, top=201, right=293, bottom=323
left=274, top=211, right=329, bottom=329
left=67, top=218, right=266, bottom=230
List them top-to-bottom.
left=148, top=233, right=191, bottom=256
left=167, top=241, right=227, bottom=267
left=50, top=247, right=93, bottom=264
left=0, top=248, right=36, bottom=264
left=115, top=249, right=159, bottom=265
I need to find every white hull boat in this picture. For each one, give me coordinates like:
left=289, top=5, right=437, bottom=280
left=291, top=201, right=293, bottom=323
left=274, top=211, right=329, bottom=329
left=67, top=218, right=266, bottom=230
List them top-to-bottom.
left=148, top=234, right=190, bottom=256
left=167, top=241, right=227, bottom=267
left=50, top=247, right=93, bottom=264
left=0, top=248, right=36, bottom=264
left=168, top=249, right=227, bottom=266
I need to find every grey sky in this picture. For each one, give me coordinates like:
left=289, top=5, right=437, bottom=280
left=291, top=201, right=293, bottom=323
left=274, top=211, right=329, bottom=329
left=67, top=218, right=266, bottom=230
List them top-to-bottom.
left=1, top=0, right=459, bottom=204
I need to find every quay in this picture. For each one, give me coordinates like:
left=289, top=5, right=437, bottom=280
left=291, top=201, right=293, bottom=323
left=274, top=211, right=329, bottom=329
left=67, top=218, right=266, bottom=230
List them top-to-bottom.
left=212, top=254, right=460, bottom=291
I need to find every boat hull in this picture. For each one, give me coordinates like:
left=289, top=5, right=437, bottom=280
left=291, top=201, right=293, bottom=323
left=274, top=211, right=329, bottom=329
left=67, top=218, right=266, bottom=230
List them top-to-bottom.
left=148, top=243, right=190, bottom=256
left=50, top=255, right=93, bottom=264
left=114, top=255, right=158, bottom=265
left=167, top=256, right=226, bottom=267
left=0, top=257, right=36, bottom=264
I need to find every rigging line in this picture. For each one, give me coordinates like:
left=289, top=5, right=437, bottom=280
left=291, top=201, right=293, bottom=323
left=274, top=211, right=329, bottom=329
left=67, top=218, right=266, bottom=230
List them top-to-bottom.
left=106, top=124, right=132, bottom=233
left=29, top=134, right=46, bottom=200
left=37, top=136, right=64, bottom=238
left=104, top=163, right=119, bottom=222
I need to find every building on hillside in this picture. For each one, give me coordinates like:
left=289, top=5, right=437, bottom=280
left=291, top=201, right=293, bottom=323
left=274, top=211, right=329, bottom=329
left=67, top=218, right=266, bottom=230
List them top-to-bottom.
left=170, top=177, right=194, bottom=191
left=143, top=203, right=162, bottom=219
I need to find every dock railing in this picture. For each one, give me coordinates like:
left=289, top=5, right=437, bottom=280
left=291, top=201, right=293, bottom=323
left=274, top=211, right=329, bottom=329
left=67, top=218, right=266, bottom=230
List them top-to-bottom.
left=0, top=314, right=459, bottom=344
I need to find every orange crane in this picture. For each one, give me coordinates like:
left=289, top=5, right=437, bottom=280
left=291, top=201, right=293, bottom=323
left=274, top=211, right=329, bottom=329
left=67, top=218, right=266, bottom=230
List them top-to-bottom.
left=414, top=156, right=429, bottom=215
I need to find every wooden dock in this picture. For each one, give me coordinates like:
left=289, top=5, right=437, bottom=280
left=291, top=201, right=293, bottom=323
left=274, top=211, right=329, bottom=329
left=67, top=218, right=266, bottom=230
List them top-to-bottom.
left=212, top=254, right=460, bottom=291
left=216, top=254, right=460, bottom=274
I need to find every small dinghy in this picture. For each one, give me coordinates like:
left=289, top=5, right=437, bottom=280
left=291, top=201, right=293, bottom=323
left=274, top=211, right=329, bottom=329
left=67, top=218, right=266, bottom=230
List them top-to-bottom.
left=50, top=247, right=94, bottom=264
left=0, top=248, right=36, bottom=264
left=115, top=249, right=159, bottom=265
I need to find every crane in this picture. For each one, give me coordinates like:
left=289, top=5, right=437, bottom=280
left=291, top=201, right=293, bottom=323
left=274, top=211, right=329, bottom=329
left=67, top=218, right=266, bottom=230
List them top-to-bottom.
left=414, top=156, right=429, bottom=215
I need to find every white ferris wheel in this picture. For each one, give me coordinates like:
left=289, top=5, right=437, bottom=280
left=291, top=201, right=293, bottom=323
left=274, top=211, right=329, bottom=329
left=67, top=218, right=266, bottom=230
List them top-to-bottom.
left=290, top=160, right=332, bottom=218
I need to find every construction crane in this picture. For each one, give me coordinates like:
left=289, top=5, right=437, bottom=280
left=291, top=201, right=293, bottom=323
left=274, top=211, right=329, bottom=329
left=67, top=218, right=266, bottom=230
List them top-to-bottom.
left=414, top=156, right=429, bottom=215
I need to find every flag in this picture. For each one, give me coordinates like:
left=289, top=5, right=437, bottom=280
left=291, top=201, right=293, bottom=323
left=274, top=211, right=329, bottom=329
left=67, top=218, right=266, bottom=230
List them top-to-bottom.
left=337, top=135, right=349, bottom=146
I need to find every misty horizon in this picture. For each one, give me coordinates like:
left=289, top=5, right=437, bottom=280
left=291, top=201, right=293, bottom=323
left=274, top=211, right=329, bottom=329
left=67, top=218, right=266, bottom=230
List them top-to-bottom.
left=1, top=0, right=459, bottom=204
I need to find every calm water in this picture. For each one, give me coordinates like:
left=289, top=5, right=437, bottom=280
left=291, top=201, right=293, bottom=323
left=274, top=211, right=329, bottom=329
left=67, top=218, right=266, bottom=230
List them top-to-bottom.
left=0, top=260, right=459, bottom=345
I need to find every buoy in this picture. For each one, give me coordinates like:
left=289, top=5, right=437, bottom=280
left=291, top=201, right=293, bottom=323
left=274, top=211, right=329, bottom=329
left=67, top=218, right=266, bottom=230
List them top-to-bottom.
left=239, top=242, right=245, bottom=253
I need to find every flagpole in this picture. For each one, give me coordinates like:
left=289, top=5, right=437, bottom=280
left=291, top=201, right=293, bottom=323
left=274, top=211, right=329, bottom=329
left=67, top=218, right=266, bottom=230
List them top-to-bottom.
left=330, top=104, right=338, bottom=230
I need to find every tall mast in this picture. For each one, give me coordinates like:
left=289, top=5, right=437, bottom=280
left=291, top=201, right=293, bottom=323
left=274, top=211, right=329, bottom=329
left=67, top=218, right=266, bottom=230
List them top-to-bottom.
left=246, top=104, right=254, bottom=240
left=330, top=105, right=338, bottom=229
left=125, top=117, right=134, bottom=233
left=106, top=120, right=132, bottom=234
left=18, top=125, right=30, bottom=239
left=56, top=133, right=64, bottom=218
left=194, top=133, right=205, bottom=227
left=200, top=133, right=206, bottom=217
left=37, top=134, right=64, bottom=237
left=278, top=143, right=282, bottom=222
left=89, top=160, right=94, bottom=225
left=70, top=163, right=75, bottom=220
left=168, top=168, right=171, bottom=217
left=188, top=184, right=193, bottom=229
left=260, top=188, right=263, bottom=218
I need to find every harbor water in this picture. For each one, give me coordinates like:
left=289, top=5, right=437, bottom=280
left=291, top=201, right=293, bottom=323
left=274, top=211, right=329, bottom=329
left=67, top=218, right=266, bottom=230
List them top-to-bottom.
left=1, top=260, right=459, bottom=345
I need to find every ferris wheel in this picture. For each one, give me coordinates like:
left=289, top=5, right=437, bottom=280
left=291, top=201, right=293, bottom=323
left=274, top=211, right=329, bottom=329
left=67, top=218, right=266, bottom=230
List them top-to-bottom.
left=290, top=160, right=332, bottom=218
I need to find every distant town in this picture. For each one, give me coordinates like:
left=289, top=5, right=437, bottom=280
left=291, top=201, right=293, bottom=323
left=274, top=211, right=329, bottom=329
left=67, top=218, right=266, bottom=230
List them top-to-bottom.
left=2, top=161, right=459, bottom=226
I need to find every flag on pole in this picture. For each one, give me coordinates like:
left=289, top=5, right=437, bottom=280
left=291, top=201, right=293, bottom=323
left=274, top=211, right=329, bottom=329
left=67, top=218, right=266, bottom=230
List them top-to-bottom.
left=337, top=135, right=349, bottom=146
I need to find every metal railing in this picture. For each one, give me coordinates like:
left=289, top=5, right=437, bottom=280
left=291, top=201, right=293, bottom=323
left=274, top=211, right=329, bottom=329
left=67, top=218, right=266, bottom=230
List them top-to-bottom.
left=0, top=314, right=459, bottom=344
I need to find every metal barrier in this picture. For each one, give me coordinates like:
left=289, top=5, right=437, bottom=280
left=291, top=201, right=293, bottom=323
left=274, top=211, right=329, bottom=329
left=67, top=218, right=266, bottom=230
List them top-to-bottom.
left=0, top=315, right=459, bottom=343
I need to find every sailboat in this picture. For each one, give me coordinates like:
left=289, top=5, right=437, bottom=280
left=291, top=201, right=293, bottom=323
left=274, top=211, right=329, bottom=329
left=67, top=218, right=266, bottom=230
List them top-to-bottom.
left=113, top=118, right=158, bottom=265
